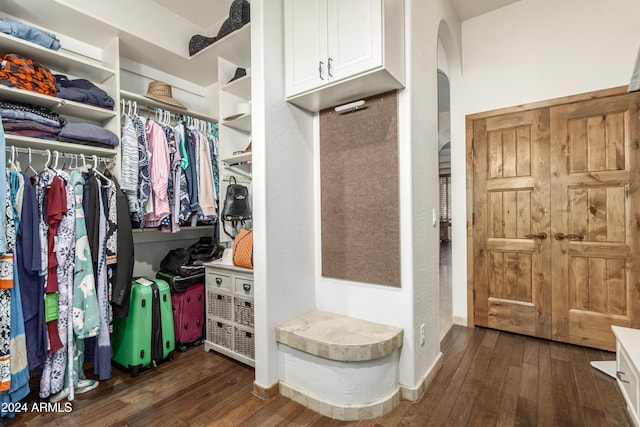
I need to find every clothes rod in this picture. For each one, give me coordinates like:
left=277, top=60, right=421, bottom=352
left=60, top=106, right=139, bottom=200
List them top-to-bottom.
left=121, top=98, right=216, bottom=126
left=4, top=146, right=116, bottom=164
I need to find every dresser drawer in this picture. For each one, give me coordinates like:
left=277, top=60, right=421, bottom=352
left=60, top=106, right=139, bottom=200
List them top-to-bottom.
left=206, top=269, right=232, bottom=291
left=234, top=276, right=254, bottom=298
left=618, top=343, right=639, bottom=415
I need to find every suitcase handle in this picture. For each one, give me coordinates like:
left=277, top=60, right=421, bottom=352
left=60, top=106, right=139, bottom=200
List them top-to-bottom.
left=243, top=283, right=251, bottom=292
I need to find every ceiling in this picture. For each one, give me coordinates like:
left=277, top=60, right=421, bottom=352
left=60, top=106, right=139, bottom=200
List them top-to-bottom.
left=152, top=0, right=522, bottom=31
left=153, top=0, right=233, bottom=29
left=451, top=0, right=521, bottom=21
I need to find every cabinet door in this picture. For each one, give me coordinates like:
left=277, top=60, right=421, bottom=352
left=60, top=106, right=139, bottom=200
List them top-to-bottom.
left=285, top=0, right=328, bottom=97
left=326, top=0, right=383, bottom=82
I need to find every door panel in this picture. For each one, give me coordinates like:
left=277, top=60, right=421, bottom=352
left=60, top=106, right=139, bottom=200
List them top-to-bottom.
left=284, top=0, right=327, bottom=97
left=327, top=0, right=382, bottom=81
left=550, top=93, right=640, bottom=351
left=473, top=109, right=552, bottom=339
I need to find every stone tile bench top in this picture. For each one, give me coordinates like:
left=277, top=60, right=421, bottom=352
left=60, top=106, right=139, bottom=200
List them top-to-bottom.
left=276, top=310, right=403, bottom=362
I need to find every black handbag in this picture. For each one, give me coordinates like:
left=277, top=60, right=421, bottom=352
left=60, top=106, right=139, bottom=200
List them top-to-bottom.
left=222, top=176, right=251, bottom=238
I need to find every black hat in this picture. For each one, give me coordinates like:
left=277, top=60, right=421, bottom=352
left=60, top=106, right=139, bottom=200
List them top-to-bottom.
left=228, top=68, right=247, bottom=83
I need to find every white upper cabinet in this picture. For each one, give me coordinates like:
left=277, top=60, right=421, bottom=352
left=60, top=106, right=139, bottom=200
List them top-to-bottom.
left=285, top=0, right=404, bottom=112
left=326, top=0, right=382, bottom=83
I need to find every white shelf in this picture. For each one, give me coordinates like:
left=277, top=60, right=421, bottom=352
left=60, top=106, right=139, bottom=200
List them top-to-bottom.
left=119, top=24, right=251, bottom=87
left=0, top=32, right=116, bottom=83
left=222, top=73, right=251, bottom=100
left=0, top=85, right=117, bottom=123
left=120, top=90, right=217, bottom=123
left=222, top=113, right=251, bottom=132
left=4, top=134, right=118, bottom=157
left=221, top=152, right=252, bottom=165
left=132, top=225, right=215, bottom=243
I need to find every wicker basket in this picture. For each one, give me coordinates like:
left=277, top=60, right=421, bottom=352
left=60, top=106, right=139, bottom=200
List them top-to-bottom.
left=208, top=291, right=232, bottom=321
left=234, top=298, right=254, bottom=327
left=207, top=319, right=232, bottom=349
left=234, top=328, right=255, bottom=359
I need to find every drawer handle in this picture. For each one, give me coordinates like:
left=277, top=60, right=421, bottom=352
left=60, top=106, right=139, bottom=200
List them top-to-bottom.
left=216, top=278, right=222, bottom=285
left=243, top=283, right=251, bottom=292
left=617, top=371, right=630, bottom=383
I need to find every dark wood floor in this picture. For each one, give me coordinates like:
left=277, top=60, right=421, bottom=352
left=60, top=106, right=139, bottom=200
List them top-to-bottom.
left=9, top=326, right=632, bottom=426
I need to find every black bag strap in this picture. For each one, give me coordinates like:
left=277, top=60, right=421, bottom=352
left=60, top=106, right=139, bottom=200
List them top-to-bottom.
left=223, top=218, right=245, bottom=239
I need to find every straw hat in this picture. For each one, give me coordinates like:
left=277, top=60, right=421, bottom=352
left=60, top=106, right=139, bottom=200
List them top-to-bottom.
left=144, top=81, right=186, bottom=109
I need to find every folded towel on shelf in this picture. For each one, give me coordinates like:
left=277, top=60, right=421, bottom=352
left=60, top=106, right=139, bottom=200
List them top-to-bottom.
left=58, top=122, right=119, bottom=147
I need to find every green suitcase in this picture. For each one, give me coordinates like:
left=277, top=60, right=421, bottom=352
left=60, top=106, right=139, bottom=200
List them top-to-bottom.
left=111, top=277, right=175, bottom=376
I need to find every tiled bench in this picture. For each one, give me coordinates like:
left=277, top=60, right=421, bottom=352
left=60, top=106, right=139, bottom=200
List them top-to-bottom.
left=276, top=310, right=403, bottom=421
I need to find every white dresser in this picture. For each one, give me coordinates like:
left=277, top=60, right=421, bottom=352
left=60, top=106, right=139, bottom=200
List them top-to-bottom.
left=203, top=262, right=255, bottom=367
left=595, top=326, right=640, bottom=426
left=612, top=326, right=640, bottom=426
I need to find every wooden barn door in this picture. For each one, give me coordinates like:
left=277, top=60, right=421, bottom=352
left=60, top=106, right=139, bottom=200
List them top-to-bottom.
left=471, top=89, right=640, bottom=351
left=549, top=93, right=640, bottom=350
left=472, top=109, right=552, bottom=339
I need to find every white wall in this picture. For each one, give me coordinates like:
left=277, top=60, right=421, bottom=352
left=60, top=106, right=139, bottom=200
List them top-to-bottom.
left=251, top=0, right=317, bottom=389
left=315, top=0, right=462, bottom=390
left=452, top=0, right=640, bottom=323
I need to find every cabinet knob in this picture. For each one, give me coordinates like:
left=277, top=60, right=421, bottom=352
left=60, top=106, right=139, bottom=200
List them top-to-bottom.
left=328, top=57, right=333, bottom=77
left=319, top=61, right=325, bottom=80
left=216, top=278, right=222, bottom=285
left=243, top=283, right=251, bottom=292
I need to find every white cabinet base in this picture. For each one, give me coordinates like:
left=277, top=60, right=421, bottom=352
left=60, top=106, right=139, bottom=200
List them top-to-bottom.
left=204, top=262, right=255, bottom=367
left=610, top=326, right=640, bottom=427
left=590, top=360, right=617, bottom=378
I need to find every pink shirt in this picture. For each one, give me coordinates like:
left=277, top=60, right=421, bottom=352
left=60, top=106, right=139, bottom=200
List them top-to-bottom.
left=144, top=120, right=170, bottom=227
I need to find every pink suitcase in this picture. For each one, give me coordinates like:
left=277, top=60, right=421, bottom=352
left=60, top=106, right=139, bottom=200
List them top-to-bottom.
left=170, top=282, right=205, bottom=352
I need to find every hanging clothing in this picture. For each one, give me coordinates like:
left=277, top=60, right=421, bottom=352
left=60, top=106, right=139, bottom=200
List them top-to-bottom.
left=120, top=115, right=138, bottom=195
left=0, top=116, right=7, bottom=254
left=133, top=116, right=151, bottom=228
left=144, top=120, right=170, bottom=227
left=173, top=123, right=191, bottom=224
left=184, top=128, right=199, bottom=213
left=198, top=130, right=217, bottom=217
left=1, top=170, right=29, bottom=418
left=39, top=170, right=74, bottom=398
left=16, top=171, right=45, bottom=370
left=69, top=171, right=99, bottom=394
left=69, top=171, right=99, bottom=339
left=44, top=175, right=65, bottom=354
left=0, top=177, right=15, bottom=392
left=90, top=177, right=111, bottom=381
left=110, top=177, right=133, bottom=320
left=103, top=179, right=117, bottom=330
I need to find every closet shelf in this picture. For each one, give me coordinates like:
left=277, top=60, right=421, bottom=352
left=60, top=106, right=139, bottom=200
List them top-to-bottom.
left=119, top=24, right=251, bottom=87
left=0, top=32, right=116, bottom=84
left=222, top=73, right=251, bottom=100
left=0, top=85, right=117, bottom=123
left=120, top=90, right=217, bottom=123
left=222, top=113, right=251, bottom=132
left=4, top=134, right=118, bottom=157
left=221, top=151, right=251, bottom=165
left=132, top=225, right=215, bottom=243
